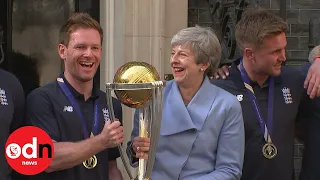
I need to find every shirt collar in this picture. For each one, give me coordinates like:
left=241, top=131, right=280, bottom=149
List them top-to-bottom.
left=230, top=58, right=282, bottom=89
left=60, top=74, right=100, bottom=100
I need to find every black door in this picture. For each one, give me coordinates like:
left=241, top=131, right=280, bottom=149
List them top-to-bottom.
left=0, top=0, right=12, bottom=71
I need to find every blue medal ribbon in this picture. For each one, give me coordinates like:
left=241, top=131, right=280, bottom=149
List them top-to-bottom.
left=239, top=59, right=275, bottom=144
left=57, top=75, right=99, bottom=139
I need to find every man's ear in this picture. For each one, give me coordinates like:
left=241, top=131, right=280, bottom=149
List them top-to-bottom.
left=58, top=44, right=66, bottom=59
left=244, top=48, right=254, bottom=61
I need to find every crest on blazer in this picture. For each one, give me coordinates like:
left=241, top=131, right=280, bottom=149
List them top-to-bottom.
left=282, top=87, right=293, bottom=104
left=0, top=88, right=8, bottom=105
left=102, top=108, right=110, bottom=121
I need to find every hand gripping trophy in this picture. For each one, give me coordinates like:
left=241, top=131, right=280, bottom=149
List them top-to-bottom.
left=106, top=61, right=165, bottom=180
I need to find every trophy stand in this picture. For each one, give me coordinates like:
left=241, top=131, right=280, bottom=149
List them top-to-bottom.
left=105, top=61, right=165, bottom=180
left=137, top=107, right=149, bottom=179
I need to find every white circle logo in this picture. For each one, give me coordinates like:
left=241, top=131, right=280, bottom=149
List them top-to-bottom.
left=6, top=143, right=21, bottom=159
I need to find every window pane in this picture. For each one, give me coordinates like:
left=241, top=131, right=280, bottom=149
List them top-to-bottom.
left=12, top=0, right=75, bottom=91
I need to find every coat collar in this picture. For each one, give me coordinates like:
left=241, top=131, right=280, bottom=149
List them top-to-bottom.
left=160, top=77, right=217, bottom=135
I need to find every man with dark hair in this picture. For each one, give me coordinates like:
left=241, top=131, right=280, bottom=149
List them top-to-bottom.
left=212, top=8, right=320, bottom=180
left=25, top=13, right=124, bottom=180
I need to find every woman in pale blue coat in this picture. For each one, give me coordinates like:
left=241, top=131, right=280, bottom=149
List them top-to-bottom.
left=127, top=26, right=245, bottom=180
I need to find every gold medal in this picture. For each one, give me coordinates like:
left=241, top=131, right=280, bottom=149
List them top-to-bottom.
left=83, top=133, right=97, bottom=169
left=262, top=143, right=277, bottom=159
left=83, top=155, right=97, bottom=169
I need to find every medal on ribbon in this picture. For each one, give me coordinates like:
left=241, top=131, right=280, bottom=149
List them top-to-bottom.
left=239, top=60, right=277, bottom=159
left=57, top=76, right=101, bottom=168
left=261, top=125, right=277, bottom=159
left=83, top=133, right=98, bottom=169
left=262, top=143, right=277, bottom=159
left=83, top=155, right=97, bottom=169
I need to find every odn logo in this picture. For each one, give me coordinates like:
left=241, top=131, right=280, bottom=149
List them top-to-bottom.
left=5, top=126, right=54, bottom=175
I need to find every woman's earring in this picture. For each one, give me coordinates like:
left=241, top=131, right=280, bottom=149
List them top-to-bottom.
left=200, top=68, right=204, bottom=72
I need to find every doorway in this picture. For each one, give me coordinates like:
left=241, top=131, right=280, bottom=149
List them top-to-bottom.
left=0, top=0, right=100, bottom=97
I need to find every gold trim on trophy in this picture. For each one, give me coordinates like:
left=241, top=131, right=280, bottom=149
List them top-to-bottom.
left=262, top=143, right=277, bottom=159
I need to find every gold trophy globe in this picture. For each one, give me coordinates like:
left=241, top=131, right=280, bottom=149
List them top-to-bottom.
left=106, top=61, right=165, bottom=180
left=113, top=61, right=160, bottom=108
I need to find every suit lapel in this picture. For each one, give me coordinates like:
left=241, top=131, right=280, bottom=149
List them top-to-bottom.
left=160, top=77, right=217, bottom=135
left=187, top=77, right=217, bottom=131
left=161, top=80, right=196, bottom=136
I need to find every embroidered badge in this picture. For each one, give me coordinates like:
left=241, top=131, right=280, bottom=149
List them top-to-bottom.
left=282, top=87, right=293, bottom=104
left=0, top=88, right=8, bottom=105
left=236, top=94, right=244, bottom=102
left=63, top=106, right=73, bottom=112
left=102, top=108, right=110, bottom=121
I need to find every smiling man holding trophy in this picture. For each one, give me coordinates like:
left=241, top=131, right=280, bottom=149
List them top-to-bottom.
left=106, top=61, right=165, bottom=180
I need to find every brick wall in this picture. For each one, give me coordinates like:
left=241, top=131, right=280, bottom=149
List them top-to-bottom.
left=188, top=0, right=320, bottom=179
left=188, top=0, right=320, bottom=66
left=188, top=0, right=212, bottom=28
left=263, top=0, right=320, bottom=67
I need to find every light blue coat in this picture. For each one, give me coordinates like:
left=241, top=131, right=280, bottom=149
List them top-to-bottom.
left=128, top=77, right=245, bottom=180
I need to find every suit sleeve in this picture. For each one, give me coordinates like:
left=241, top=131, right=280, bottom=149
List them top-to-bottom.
left=295, top=63, right=313, bottom=142
left=9, top=75, right=25, bottom=133
left=193, top=98, right=245, bottom=180
left=126, top=108, right=139, bottom=167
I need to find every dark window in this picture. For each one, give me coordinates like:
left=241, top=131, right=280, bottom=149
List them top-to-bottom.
left=0, top=0, right=100, bottom=97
